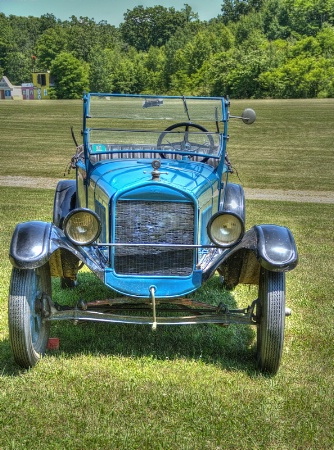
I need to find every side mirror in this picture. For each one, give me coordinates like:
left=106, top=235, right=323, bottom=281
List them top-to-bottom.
left=241, top=108, right=256, bottom=125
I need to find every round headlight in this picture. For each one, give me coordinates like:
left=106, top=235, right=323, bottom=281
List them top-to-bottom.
left=63, top=209, right=101, bottom=245
left=207, top=212, right=244, bottom=247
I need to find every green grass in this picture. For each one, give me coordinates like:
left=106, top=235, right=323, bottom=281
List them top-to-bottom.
left=0, top=98, right=334, bottom=191
left=228, top=98, right=334, bottom=191
left=0, top=100, right=333, bottom=448
left=0, top=100, right=82, bottom=178
left=0, top=186, right=333, bottom=449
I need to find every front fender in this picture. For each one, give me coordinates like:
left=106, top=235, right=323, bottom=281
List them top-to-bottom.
left=53, top=179, right=77, bottom=228
left=222, top=182, right=245, bottom=222
left=9, top=221, right=104, bottom=278
left=9, top=221, right=52, bottom=269
left=203, top=224, right=298, bottom=286
left=255, top=224, right=298, bottom=271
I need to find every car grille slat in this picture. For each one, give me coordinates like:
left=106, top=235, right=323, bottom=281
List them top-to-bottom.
left=114, top=200, right=194, bottom=275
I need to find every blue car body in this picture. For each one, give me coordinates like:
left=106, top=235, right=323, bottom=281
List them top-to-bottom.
left=8, top=93, right=298, bottom=372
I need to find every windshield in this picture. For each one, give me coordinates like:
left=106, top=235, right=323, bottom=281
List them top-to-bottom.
left=84, top=94, right=228, bottom=164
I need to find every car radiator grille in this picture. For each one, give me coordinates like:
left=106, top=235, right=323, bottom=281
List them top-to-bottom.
left=114, top=200, right=195, bottom=276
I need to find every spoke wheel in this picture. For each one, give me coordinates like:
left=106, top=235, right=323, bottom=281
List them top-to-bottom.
left=157, top=122, right=214, bottom=162
left=8, top=264, right=51, bottom=368
left=256, top=269, right=286, bottom=375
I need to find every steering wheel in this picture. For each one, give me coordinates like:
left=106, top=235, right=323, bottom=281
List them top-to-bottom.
left=157, top=122, right=215, bottom=163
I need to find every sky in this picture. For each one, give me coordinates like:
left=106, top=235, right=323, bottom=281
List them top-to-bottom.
left=0, top=0, right=223, bottom=26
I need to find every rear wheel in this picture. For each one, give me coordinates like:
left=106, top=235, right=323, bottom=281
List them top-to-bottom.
left=8, top=264, right=51, bottom=368
left=256, top=269, right=285, bottom=375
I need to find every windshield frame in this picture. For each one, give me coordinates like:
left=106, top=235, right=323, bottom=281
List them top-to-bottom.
left=83, top=93, right=230, bottom=169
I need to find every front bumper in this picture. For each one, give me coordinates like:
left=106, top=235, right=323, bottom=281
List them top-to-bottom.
left=9, top=221, right=297, bottom=297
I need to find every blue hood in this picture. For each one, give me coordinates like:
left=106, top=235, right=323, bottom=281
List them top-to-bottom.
left=90, top=159, right=218, bottom=203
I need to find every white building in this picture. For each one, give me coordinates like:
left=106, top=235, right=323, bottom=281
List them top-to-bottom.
left=0, top=76, right=22, bottom=100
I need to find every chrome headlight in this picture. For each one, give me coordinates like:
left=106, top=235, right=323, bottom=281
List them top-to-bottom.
left=63, top=209, right=101, bottom=245
left=207, top=212, right=244, bottom=247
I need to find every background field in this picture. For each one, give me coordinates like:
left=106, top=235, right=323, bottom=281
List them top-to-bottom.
left=1, top=98, right=334, bottom=191
left=0, top=100, right=333, bottom=449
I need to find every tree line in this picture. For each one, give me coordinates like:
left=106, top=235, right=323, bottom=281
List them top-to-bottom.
left=1, top=0, right=334, bottom=99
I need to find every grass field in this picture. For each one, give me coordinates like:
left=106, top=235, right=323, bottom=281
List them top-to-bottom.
left=0, top=98, right=334, bottom=191
left=0, top=99, right=333, bottom=449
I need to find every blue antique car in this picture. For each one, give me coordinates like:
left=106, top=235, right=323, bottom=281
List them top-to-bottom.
left=8, top=93, right=298, bottom=372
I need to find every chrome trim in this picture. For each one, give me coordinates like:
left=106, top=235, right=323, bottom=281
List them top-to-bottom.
left=95, top=243, right=217, bottom=248
left=47, top=296, right=257, bottom=326
left=48, top=308, right=256, bottom=326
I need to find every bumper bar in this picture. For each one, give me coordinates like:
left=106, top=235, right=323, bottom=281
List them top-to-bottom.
left=47, top=296, right=257, bottom=327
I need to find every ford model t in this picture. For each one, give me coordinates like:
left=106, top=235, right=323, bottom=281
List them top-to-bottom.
left=8, top=93, right=298, bottom=372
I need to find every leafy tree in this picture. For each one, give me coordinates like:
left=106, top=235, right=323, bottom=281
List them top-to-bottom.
left=221, top=0, right=264, bottom=24
left=262, top=0, right=290, bottom=39
left=283, top=0, right=334, bottom=36
left=1, top=3, right=334, bottom=99
left=120, top=5, right=195, bottom=51
left=231, top=11, right=265, bottom=44
left=38, top=13, right=59, bottom=32
left=0, top=14, right=14, bottom=72
left=0, top=15, right=40, bottom=83
left=7, top=15, right=41, bottom=53
left=60, top=16, right=120, bottom=63
left=64, top=16, right=101, bottom=62
left=95, top=21, right=121, bottom=50
left=161, top=23, right=201, bottom=91
left=317, top=24, right=334, bottom=56
left=163, top=25, right=234, bottom=95
left=36, top=26, right=68, bottom=69
left=288, top=36, right=321, bottom=57
left=261, top=38, right=292, bottom=70
left=205, top=45, right=268, bottom=97
left=143, top=46, right=166, bottom=93
left=89, top=48, right=122, bottom=92
left=227, top=49, right=268, bottom=97
left=112, top=51, right=147, bottom=94
left=5, top=52, right=33, bottom=85
left=50, top=52, right=89, bottom=98
left=259, top=53, right=334, bottom=97
left=303, top=57, right=334, bottom=97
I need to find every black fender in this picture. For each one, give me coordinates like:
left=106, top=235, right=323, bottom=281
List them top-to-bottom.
left=53, top=180, right=77, bottom=228
left=222, top=182, right=245, bottom=222
left=9, top=221, right=104, bottom=279
left=9, top=221, right=53, bottom=269
left=203, top=224, right=298, bottom=287
left=255, top=225, right=298, bottom=271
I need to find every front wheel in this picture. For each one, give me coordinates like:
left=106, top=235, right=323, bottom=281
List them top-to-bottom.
left=8, top=264, right=51, bottom=369
left=256, top=269, right=286, bottom=375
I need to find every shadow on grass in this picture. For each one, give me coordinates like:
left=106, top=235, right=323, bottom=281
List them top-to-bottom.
left=1, top=272, right=258, bottom=376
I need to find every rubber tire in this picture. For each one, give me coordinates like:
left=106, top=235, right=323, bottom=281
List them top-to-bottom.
left=8, top=265, right=51, bottom=369
left=256, top=269, right=286, bottom=375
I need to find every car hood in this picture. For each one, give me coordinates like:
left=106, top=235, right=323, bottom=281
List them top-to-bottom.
left=90, top=159, right=218, bottom=202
